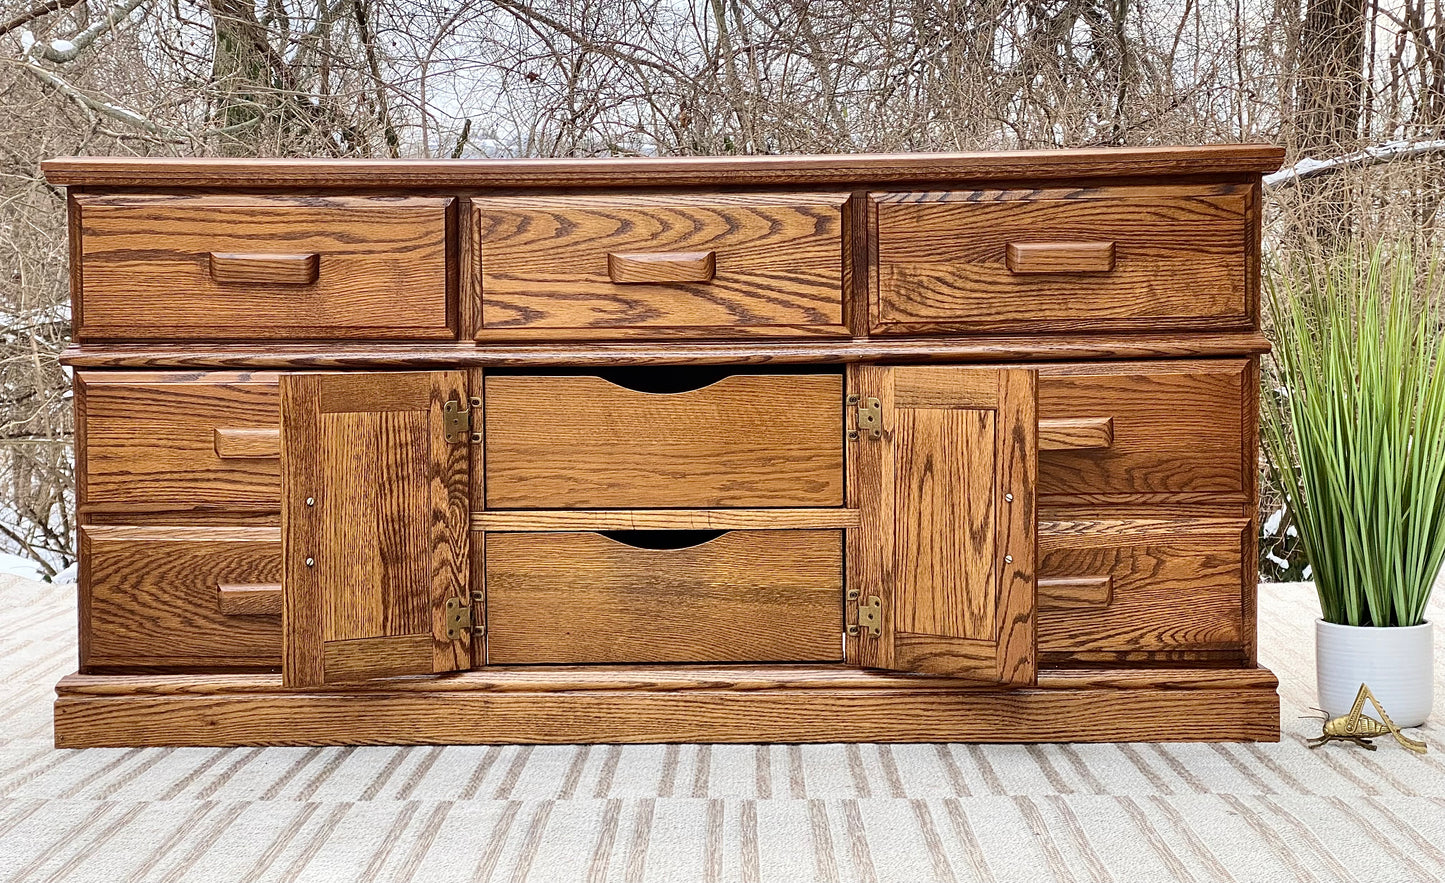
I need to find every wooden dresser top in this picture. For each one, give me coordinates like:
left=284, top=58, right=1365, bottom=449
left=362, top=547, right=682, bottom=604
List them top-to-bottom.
left=43, top=144, right=1284, bottom=188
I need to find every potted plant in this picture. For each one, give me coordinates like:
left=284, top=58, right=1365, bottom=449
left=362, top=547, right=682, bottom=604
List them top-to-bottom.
left=1263, top=243, right=1445, bottom=728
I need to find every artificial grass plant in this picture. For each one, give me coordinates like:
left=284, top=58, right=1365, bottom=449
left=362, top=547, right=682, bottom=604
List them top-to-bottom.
left=1263, top=242, right=1445, bottom=628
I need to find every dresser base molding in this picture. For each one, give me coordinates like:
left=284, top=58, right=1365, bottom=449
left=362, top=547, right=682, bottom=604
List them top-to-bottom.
left=53, top=667, right=1281, bottom=747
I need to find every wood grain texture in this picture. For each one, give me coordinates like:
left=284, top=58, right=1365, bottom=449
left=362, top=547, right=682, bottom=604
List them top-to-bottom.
left=41, top=144, right=1286, bottom=187
left=872, top=184, right=1250, bottom=334
left=74, top=194, right=454, bottom=340
left=474, top=194, right=848, bottom=338
left=1005, top=241, right=1115, bottom=274
left=607, top=251, right=716, bottom=283
left=209, top=252, right=319, bottom=285
left=58, top=333, right=1275, bottom=369
left=1037, top=360, right=1247, bottom=503
left=852, top=365, right=1037, bottom=683
left=79, top=370, right=281, bottom=510
left=282, top=371, right=470, bottom=686
left=484, top=373, right=844, bottom=508
left=1038, top=417, right=1114, bottom=451
left=213, top=427, right=281, bottom=459
left=472, top=508, right=860, bottom=531
left=1038, top=518, right=1247, bottom=653
left=80, top=525, right=282, bottom=669
left=485, top=530, right=843, bottom=664
left=1037, top=576, right=1114, bottom=608
left=217, top=583, right=283, bottom=616
left=52, top=684, right=1281, bottom=746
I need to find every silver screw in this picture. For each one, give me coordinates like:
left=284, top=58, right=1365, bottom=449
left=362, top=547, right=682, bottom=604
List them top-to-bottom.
left=1004, top=493, right=1014, bottom=502
left=305, top=497, right=315, bottom=506
left=1004, top=555, right=1013, bottom=563
left=305, top=557, right=315, bottom=567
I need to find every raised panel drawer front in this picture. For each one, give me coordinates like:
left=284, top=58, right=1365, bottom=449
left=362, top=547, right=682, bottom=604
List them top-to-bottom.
left=870, top=184, right=1250, bottom=334
left=473, top=193, right=849, bottom=338
left=74, top=194, right=454, bottom=340
left=1037, top=360, right=1248, bottom=504
left=80, top=371, right=281, bottom=511
left=484, top=372, right=845, bottom=508
left=1038, top=518, right=1247, bottom=653
left=82, top=525, right=282, bottom=668
left=485, top=529, right=844, bottom=664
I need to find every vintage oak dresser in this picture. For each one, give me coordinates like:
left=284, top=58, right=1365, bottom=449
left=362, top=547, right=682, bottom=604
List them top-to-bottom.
left=43, top=145, right=1285, bottom=747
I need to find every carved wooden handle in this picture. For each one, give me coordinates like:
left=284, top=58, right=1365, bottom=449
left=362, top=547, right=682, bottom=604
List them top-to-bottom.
left=1005, top=241, right=1115, bottom=274
left=607, top=251, right=716, bottom=284
left=209, top=252, right=320, bottom=285
left=1039, top=417, right=1114, bottom=451
left=214, top=427, right=281, bottom=459
left=1038, top=575, right=1114, bottom=609
left=218, top=583, right=282, bottom=616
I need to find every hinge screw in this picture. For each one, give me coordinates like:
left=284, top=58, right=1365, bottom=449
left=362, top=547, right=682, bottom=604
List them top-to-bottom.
left=1004, top=493, right=1013, bottom=502
left=305, top=497, right=315, bottom=507
left=1004, top=555, right=1013, bottom=564
left=305, top=557, right=315, bottom=567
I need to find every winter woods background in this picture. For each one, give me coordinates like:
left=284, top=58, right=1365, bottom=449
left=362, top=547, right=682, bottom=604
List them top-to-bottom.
left=0, top=0, right=1438, bottom=578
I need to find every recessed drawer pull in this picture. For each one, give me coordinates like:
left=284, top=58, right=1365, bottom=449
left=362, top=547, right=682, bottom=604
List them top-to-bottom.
left=1005, top=241, right=1115, bottom=274
left=607, top=251, right=716, bottom=284
left=208, top=252, right=320, bottom=285
left=1038, top=417, right=1114, bottom=451
left=213, top=427, right=281, bottom=459
left=597, top=529, right=728, bottom=550
left=1038, top=575, right=1114, bottom=609
left=217, top=583, right=282, bottom=616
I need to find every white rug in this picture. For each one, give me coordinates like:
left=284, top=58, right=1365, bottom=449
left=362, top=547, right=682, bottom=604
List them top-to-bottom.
left=1, top=576, right=1442, bottom=883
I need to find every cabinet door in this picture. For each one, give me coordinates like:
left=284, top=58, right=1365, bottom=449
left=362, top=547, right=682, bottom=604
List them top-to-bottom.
left=850, top=365, right=1037, bottom=685
left=281, top=371, right=471, bottom=687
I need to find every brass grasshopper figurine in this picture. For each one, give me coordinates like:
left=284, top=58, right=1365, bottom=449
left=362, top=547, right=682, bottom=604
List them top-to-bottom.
left=1307, top=683, right=1428, bottom=754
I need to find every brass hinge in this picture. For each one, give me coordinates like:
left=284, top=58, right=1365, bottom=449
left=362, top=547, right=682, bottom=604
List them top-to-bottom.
left=846, top=394, right=882, bottom=440
left=443, top=397, right=483, bottom=444
left=846, top=590, right=882, bottom=637
left=444, top=596, right=472, bottom=639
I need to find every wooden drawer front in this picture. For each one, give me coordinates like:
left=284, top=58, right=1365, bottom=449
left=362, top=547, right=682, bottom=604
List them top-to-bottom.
left=871, top=184, right=1250, bottom=334
left=474, top=194, right=849, bottom=338
left=75, top=195, right=454, bottom=340
left=1038, top=361, right=1247, bottom=504
left=81, top=371, right=281, bottom=510
left=484, top=373, right=844, bottom=508
left=1038, top=519, right=1246, bottom=653
left=82, top=526, right=281, bottom=667
left=485, top=530, right=843, bottom=664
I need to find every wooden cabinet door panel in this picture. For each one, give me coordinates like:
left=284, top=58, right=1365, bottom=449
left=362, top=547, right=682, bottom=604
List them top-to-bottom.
left=850, top=365, right=1037, bottom=684
left=281, top=371, right=471, bottom=686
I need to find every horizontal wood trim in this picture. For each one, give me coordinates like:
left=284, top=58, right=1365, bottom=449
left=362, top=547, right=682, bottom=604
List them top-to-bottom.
left=42, top=145, right=1285, bottom=188
left=1006, top=241, right=1115, bottom=274
left=607, top=251, right=716, bottom=283
left=209, top=252, right=319, bottom=285
left=60, top=334, right=1273, bottom=368
left=1038, top=417, right=1114, bottom=451
left=213, top=427, right=281, bottom=459
left=472, top=508, right=860, bottom=531
left=1037, top=575, right=1114, bottom=608
left=217, top=583, right=282, bottom=616
left=52, top=684, right=1281, bottom=746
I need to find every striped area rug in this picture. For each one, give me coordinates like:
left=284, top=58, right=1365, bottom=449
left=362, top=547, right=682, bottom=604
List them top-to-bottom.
left=1, top=576, right=1442, bottom=883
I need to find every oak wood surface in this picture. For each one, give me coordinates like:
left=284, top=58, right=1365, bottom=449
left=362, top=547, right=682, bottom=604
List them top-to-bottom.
left=41, top=144, right=1286, bottom=187
left=872, top=184, right=1250, bottom=334
left=74, top=194, right=454, bottom=340
left=474, top=194, right=848, bottom=338
left=79, top=370, right=281, bottom=510
left=282, top=371, right=470, bottom=686
left=484, top=372, right=844, bottom=508
left=1038, top=417, right=1114, bottom=451
left=212, top=427, right=281, bottom=459
left=472, top=508, right=860, bottom=531
left=81, top=525, right=282, bottom=668
left=484, top=529, right=844, bottom=664
left=217, top=583, right=283, bottom=616
left=52, top=684, right=1280, bottom=746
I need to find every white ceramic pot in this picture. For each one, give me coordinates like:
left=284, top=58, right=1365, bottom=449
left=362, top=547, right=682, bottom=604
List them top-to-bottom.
left=1316, top=619, right=1434, bottom=728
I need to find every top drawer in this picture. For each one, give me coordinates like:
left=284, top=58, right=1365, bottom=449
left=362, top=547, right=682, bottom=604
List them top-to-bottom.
left=870, top=184, right=1251, bottom=335
left=473, top=193, right=849, bottom=339
left=74, top=195, right=454, bottom=340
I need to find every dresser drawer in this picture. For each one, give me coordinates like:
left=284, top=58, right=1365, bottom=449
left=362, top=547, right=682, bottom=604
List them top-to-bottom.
left=870, top=184, right=1250, bottom=334
left=473, top=193, right=849, bottom=338
left=74, top=194, right=454, bottom=340
left=1038, top=360, right=1248, bottom=504
left=80, top=371, right=281, bottom=511
left=484, top=372, right=845, bottom=508
left=1038, top=518, right=1246, bottom=654
left=82, top=526, right=282, bottom=668
left=485, top=529, right=843, bottom=664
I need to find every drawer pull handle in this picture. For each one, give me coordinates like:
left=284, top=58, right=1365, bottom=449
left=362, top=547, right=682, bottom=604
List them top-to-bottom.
left=1005, top=241, right=1115, bottom=274
left=607, top=251, right=716, bottom=284
left=209, top=252, right=320, bottom=285
left=1039, top=417, right=1114, bottom=451
left=214, top=427, right=281, bottom=459
left=598, top=529, right=727, bottom=550
left=1038, top=575, right=1114, bottom=609
left=218, top=583, right=282, bottom=616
